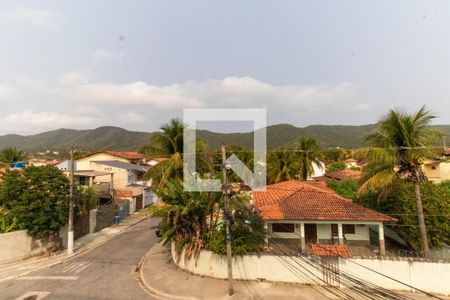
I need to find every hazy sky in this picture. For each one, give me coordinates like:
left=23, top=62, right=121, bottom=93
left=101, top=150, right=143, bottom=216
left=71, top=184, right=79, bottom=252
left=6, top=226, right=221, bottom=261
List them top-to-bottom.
left=1, top=1, right=450, bottom=134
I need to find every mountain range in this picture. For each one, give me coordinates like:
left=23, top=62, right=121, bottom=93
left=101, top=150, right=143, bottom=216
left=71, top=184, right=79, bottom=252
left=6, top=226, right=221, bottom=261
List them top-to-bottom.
left=0, top=124, right=449, bottom=152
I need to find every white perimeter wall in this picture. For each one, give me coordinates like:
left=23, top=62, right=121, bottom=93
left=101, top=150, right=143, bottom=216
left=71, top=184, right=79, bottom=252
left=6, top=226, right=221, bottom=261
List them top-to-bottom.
left=172, top=244, right=450, bottom=295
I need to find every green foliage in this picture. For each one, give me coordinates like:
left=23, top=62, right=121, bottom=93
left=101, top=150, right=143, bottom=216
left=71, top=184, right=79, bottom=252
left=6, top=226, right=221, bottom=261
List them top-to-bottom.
left=296, top=137, right=324, bottom=180
left=0, top=147, right=26, bottom=163
left=267, top=149, right=301, bottom=184
left=326, top=161, right=346, bottom=172
left=0, top=166, right=69, bottom=237
left=154, top=178, right=223, bottom=260
left=327, top=178, right=359, bottom=200
left=356, top=180, right=450, bottom=252
left=76, top=186, right=97, bottom=215
left=207, top=197, right=265, bottom=256
left=148, top=204, right=169, bottom=217
left=0, top=209, right=18, bottom=233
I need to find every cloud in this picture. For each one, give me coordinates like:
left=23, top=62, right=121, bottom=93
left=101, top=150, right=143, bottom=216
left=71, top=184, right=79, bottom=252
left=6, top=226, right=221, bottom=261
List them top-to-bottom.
left=0, top=7, right=58, bottom=29
left=90, top=49, right=125, bottom=64
left=1, top=74, right=376, bottom=134
left=63, top=81, right=204, bottom=109
left=0, top=83, right=19, bottom=101
left=0, top=111, right=98, bottom=134
left=119, top=112, right=146, bottom=124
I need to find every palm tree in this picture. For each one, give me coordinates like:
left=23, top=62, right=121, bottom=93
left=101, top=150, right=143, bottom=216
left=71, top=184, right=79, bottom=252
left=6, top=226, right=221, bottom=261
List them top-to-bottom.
left=356, top=106, right=438, bottom=257
left=142, top=119, right=210, bottom=186
left=296, top=137, right=324, bottom=180
left=0, top=147, right=26, bottom=164
left=267, top=149, right=301, bottom=184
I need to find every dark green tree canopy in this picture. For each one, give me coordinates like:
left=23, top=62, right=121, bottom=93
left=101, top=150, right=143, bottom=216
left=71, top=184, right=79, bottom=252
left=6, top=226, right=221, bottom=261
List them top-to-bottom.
left=0, top=165, right=69, bottom=237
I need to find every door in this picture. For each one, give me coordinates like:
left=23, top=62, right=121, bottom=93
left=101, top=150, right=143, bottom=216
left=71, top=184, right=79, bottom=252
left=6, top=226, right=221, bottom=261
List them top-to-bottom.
left=135, top=194, right=143, bottom=210
left=305, top=224, right=317, bottom=244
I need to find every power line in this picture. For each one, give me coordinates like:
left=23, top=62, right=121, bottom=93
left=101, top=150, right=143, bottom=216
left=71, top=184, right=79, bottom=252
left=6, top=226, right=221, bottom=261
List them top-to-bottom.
left=268, top=222, right=444, bottom=299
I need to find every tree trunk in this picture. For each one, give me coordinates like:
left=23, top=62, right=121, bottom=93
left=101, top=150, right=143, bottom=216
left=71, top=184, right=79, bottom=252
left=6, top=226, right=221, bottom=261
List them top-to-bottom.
left=414, top=182, right=429, bottom=257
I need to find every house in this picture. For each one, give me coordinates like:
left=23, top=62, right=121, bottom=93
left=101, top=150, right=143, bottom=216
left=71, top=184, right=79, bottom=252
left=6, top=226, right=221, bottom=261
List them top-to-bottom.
left=422, top=148, right=450, bottom=183
left=71, top=151, right=153, bottom=210
left=344, top=158, right=359, bottom=169
left=310, top=161, right=326, bottom=178
left=253, top=180, right=396, bottom=256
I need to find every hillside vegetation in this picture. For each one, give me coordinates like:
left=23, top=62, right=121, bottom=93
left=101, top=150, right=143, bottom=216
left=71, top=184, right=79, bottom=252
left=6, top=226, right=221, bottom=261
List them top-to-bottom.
left=0, top=124, right=449, bottom=152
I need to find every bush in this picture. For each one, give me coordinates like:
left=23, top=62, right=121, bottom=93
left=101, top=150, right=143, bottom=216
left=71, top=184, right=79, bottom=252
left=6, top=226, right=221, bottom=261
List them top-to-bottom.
left=326, top=161, right=346, bottom=172
left=0, top=166, right=69, bottom=237
left=206, top=197, right=265, bottom=256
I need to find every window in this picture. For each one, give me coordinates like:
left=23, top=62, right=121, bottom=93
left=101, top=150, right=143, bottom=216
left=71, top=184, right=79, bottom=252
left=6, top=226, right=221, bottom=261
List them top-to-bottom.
left=79, top=176, right=89, bottom=186
left=271, top=223, right=295, bottom=233
left=331, top=224, right=356, bottom=235
left=331, top=224, right=338, bottom=236
left=343, top=224, right=355, bottom=234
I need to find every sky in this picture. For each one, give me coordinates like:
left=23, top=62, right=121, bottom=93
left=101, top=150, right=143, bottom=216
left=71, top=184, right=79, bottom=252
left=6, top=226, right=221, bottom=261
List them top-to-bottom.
left=0, top=1, right=450, bottom=135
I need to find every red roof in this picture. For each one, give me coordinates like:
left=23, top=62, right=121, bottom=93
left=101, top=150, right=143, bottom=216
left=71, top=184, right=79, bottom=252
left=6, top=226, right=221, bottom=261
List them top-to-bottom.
left=443, top=148, right=450, bottom=156
left=105, top=151, right=144, bottom=160
left=344, top=158, right=358, bottom=163
left=325, top=169, right=362, bottom=181
left=253, top=180, right=396, bottom=222
left=114, top=189, right=133, bottom=197
left=310, top=244, right=351, bottom=257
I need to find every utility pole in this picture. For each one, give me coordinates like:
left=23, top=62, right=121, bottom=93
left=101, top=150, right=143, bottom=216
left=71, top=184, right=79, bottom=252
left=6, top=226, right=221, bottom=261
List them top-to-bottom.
left=68, top=144, right=75, bottom=254
left=221, top=145, right=234, bottom=296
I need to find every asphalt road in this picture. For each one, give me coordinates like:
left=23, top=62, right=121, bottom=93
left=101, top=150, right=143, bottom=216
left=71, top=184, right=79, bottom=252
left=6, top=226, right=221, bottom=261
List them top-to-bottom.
left=0, top=217, right=159, bottom=300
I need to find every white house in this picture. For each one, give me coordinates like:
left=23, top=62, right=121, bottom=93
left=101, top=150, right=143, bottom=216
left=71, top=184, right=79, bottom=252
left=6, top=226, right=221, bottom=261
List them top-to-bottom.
left=253, top=180, right=397, bottom=256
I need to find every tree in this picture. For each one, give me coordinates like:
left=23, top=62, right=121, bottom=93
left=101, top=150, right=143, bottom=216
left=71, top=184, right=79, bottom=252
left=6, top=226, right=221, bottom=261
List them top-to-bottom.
left=356, top=106, right=439, bottom=257
left=141, top=119, right=211, bottom=186
left=296, top=137, right=323, bottom=180
left=0, top=147, right=26, bottom=163
left=267, top=149, right=301, bottom=184
left=0, top=165, right=69, bottom=238
left=155, top=178, right=222, bottom=260
left=327, top=178, right=359, bottom=200
left=356, top=181, right=450, bottom=252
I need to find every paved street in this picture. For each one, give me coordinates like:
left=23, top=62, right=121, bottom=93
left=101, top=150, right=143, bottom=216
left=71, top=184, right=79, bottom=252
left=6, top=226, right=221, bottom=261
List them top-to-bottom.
left=0, top=217, right=159, bottom=300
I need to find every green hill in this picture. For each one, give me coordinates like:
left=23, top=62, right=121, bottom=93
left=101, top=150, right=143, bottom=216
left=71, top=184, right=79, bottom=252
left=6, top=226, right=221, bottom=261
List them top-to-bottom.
left=0, top=124, right=449, bottom=152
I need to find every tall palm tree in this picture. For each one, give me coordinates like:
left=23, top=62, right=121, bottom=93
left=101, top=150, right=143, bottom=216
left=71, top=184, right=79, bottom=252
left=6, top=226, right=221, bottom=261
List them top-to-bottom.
left=356, top=106, right=438, bottom=257
left=142, top=119, right=210, bottom=186
left=296, top=137, right=324, bottom=180
left=267, top=149, right=301, bottom=184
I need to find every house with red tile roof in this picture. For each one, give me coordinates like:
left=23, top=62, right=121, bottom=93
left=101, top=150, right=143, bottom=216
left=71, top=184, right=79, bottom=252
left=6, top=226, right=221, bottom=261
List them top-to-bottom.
left=253, top=180, right=396, bottom=256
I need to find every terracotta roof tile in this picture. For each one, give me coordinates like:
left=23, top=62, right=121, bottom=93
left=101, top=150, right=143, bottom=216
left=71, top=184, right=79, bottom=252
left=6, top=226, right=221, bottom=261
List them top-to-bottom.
left=105, top=151, right=144, bottom=160
left=253, top=180, right=396, bottom=222
left=310, top=244, right=351, bottom=257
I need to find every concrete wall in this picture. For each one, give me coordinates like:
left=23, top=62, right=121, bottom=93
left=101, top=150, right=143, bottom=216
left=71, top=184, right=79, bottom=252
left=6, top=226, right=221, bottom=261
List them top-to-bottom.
left=0, top=230, right=49, bottom=263
left=0, top=230, right=33, bottom=262
left=173, top=244, right=450, bottom=295
left=339, top=257, right=450, bottom=295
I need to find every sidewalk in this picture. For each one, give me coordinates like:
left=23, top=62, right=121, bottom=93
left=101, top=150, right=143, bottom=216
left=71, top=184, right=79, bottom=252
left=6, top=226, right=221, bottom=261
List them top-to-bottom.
left=0, top=213, right=149, bottom=282
left=139, top=243, right=446, bottom=300
left=139, top=243, right=346, bottom=300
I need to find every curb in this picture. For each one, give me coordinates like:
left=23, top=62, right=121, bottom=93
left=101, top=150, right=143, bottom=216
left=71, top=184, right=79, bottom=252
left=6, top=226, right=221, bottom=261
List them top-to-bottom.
left=0, top=215, right=149, bottom=283
left=137, top=245, right=199, bottom=300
